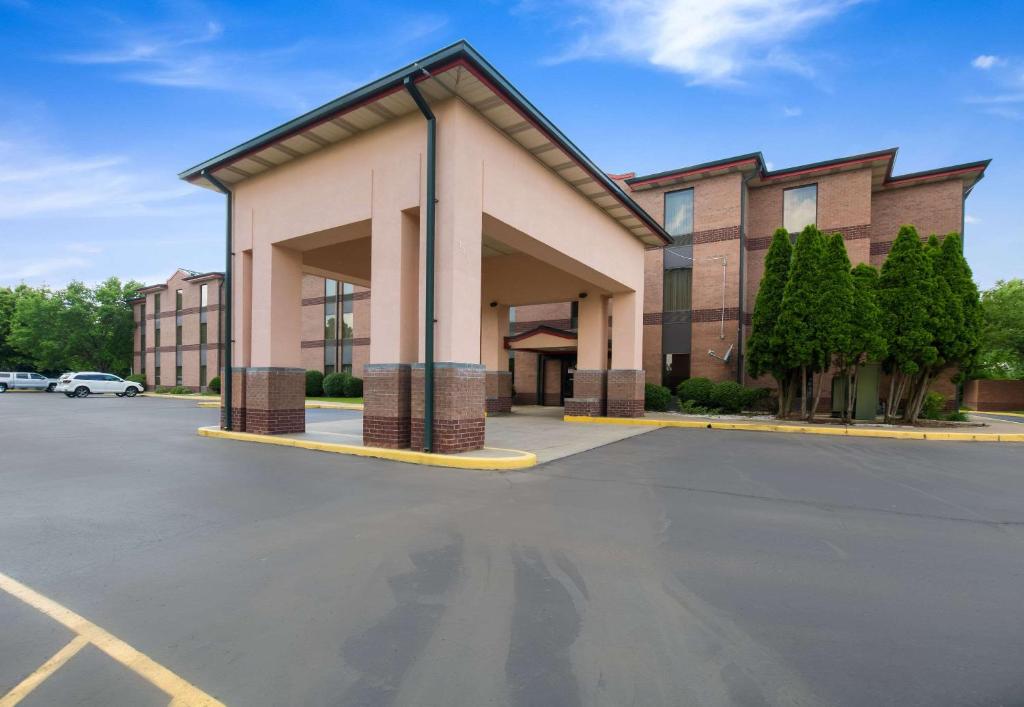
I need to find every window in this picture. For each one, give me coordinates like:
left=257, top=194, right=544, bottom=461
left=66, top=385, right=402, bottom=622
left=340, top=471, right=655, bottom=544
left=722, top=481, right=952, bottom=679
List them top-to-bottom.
left=783, top=184, right=817, bottom=234
left=664, top=188, right=694, bottom=240
left=663, top=268, right=693, bottom=312
left=324, top=279, right=338, bottom=341
left=341, top=283, right=354, bottom=339
left=200, top=284, right=208, bottom=308
left=175, top=289, right=183, bottom=311
left=154, top=293, right=161, bottom=313
left=200, top=323, right=207, bottom=345
left=176, top=324, right=182, bottom=346
left=154, top=328, right=161, bottom=348
left=663, top=353, right=691, bottom=391
left=200, top=365, right=207, bottom=387
left=176, top=366, right=183, bottom=386
left=155, top=367, right=161, bottom=385
left=16, top=373, right=29, bottom=379
left=30, top=374, right=44, bottom=380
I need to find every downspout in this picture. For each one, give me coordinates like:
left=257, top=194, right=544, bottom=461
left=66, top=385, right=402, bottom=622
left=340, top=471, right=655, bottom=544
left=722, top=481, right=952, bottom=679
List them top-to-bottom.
left=403, top=73, right=436, bottom=452
left=202, top=170, right=233, bottom=431
left=736, top=173, right=754, bottom=383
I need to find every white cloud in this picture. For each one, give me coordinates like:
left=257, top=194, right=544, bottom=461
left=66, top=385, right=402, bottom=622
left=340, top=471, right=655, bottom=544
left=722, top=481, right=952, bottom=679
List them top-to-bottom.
left=535, top=0, right=861, bottom=85
left=972, top=55, right=1003, bottom=70
left=782, top=106, right=803, bottom=117
left=0, top=137, right=195, bottom=220
left=964, top=214, right=980, bottom=225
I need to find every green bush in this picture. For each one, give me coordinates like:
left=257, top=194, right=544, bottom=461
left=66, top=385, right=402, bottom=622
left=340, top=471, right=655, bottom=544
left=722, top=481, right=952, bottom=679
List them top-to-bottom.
left=305, top=369, right=324, bottom=397
left=322, top=372, right=348, bottom=397
left=126, top=373, right=146, bottom=385
left=208, top=376, right=221, bottom=394
left=345, top=376, right=363, bottom=397
left=676, top=377, right=714, bottom=406
left=709, top=381, right=750, bottom=413
left=644, top=383, right=671, bottom=412
left=156, top=385, right=194, bottom=395
left=747, top=387, right=774, bottom=413
left=920, top=391, right=946, bottom=420
left=680, top=399, right=718, bottom=415
left=945, top=410, right=969, bottom=422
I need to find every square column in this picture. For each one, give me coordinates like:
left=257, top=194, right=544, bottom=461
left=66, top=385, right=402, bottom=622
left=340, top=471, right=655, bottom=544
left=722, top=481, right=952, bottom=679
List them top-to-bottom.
left=232, top=243, right=305, bottom=434
left=608, top=291, right=645, bottom=417
left=566, top=295, right=609, bottom=416
left=481, top=303, right=512, bottom=414
left=411, top=363, right=486, bottom=453
left=363, top=364, right=411, bottom=448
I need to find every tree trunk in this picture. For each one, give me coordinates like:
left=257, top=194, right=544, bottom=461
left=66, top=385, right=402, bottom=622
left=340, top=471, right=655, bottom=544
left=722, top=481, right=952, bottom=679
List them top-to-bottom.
left=799, top=365, right=807, bottom=419
left=845, top=366, right=859, bottom=424
left=810, top=368, right=828, bottom=422
left=905, top=370, right=932, bottom=423
left=885, top=372, right=898, bottom=424
left=775, top=374, right=787, bottom=418
left=892, top=374, right=910, bottom=424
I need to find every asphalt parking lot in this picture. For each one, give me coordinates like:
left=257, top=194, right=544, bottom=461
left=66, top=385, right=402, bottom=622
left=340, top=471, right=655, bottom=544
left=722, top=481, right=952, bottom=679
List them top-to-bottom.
left=2, top=392, right=1023, bottom=706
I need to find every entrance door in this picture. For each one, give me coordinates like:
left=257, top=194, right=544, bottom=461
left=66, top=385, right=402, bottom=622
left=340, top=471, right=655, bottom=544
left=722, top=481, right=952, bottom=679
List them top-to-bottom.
left=561, top=357, right=577, bottom=405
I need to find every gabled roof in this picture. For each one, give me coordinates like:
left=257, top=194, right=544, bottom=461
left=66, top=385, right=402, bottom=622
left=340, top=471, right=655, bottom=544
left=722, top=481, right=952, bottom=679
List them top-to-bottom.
left=179, top=40, right=670, bottom=246
left=625, top=148, right=990, bottom=194
left=135, top=268, right=223, bottom=294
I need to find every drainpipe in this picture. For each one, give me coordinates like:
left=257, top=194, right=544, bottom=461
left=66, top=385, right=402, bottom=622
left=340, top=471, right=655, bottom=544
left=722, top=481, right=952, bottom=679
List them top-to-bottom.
left=403, top=73, right=436, bottom=452
left=202, top=170, right=233, bottom=431
left=735, top=173, right=754, bottom=383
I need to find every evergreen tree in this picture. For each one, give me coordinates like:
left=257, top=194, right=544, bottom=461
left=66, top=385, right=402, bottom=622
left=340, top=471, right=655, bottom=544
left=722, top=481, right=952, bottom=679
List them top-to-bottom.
left=775, top=225, right=827, bottom=418
left=877, top=226, right=936, bottom=422
left=746, top=228, right=793, bottom=416
left=812, top=233, right=855, bottom=418
left=842, top=264, right=886, bottom=421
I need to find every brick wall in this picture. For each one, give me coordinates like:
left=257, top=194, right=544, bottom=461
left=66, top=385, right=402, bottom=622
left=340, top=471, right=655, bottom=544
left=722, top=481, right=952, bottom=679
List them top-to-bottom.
left=870, top=179, right=963, bottom=266
left=963, top=379, right=1024, bottom=412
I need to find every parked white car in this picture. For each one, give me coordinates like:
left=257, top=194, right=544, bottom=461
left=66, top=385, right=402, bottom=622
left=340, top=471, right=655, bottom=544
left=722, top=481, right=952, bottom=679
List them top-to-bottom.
left=0, top=372, right=60, bottom=392
left=56, top=372, right=144, bottom=398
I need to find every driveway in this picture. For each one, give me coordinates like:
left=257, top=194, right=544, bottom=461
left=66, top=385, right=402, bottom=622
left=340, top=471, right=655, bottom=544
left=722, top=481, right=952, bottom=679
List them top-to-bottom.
left=1, top=393, right=1023, bottom=706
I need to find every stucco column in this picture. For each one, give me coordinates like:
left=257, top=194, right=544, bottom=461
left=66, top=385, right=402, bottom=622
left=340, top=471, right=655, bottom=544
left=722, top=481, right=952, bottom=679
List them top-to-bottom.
left=411, top=105, right=486, bottom=452
left=364, top=202, right=420, bottom=448
left=241, top=243, right=305, bottom=434
left=607, top=291, right=645, bottom=417
left=566, top=295, right=609, bottom=417
left=481, top=303, right=511, bottom=414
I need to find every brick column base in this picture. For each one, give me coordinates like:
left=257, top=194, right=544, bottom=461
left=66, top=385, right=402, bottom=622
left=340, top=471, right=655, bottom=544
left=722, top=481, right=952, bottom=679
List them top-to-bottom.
left=411, top=363, right=486, bottom=453
left=362, top=364, right=411, bottom=448
left=220, top=367, right=248, bottom=431
left=242, top=367, right=305, bottom=435
left=565, top=369, right=607, bottom=417
left=606, top=369, right=645, bottom=418
left=485, top=371, right=512, bottom=414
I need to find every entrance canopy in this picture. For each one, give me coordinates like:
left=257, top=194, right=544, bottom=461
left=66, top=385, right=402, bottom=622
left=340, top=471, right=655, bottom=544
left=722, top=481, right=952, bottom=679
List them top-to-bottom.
left=506, top=326, right=577, bottom=354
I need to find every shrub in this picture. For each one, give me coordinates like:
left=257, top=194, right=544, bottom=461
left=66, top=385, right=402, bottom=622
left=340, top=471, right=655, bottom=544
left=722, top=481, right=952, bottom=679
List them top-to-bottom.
left=305, top=369, right=324, bottom=397
left=322, top=372, right=348, bottom=397
left=126, top=374, right=146, bottom=385
left=344, top=375, right=363, bottom=397
left=208, top=376, right=221, bottom=394
left=676, top=377, right=714, bottom=407
left=709, top=381, right=750, bottom=414
left=644, top=383, right=671, bottom=412
left=156, top=385, right=193, bottom=395
left=747, top=387, right=775, bottom=413
left=919, top=391, right=946, bottom=420
left=680, top=399, right=718, bottom=415
left=945, top=410, right=969, bottom=422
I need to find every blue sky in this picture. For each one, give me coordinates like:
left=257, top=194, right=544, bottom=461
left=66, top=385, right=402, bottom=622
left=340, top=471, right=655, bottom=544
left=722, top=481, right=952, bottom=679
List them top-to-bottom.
left=1, top=0, right=1021, bottom=289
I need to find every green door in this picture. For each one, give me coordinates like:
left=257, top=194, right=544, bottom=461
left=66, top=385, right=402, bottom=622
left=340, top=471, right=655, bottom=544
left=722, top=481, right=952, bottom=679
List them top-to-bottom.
left=854, top=364, right=880, bottom=421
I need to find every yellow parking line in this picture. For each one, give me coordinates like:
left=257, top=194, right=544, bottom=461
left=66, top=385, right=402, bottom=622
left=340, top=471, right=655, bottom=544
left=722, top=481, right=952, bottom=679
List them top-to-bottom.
left=0, top=571, right=224, bottom=706
left=0, top=634, right=88, bottom=706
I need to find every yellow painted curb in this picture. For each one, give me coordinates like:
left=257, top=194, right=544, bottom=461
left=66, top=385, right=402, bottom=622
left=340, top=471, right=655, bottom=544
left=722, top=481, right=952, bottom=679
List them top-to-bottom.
left=141, top=393, right=210, bottom=401
left=196, top=401, right=219, bottom=408
left=303, top=401, right=364, bottom=410
left=973, top=410, right=1024, bottom=418
left=563, top=415, right=1024, bottom=443
left=197, top=426, right=536, bottom=470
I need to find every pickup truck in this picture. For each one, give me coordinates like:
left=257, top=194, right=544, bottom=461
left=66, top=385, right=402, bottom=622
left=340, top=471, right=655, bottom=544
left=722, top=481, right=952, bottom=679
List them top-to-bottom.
left=0, top=371, right=60, bottom=392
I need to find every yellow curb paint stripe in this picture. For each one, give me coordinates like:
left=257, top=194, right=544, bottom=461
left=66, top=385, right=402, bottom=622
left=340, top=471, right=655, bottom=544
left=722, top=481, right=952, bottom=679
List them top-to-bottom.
left=562, top=415, right=1024, bottom=443
left=197, top=427, right=536, bottom=470
left=0, top=571, right=224, bottom=706
left=0, top=634, right=89, bottom=707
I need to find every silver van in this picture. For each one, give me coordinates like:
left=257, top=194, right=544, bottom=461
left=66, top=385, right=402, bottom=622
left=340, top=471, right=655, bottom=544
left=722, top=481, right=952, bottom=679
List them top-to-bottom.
left=0, top=372, right=59, bottom=393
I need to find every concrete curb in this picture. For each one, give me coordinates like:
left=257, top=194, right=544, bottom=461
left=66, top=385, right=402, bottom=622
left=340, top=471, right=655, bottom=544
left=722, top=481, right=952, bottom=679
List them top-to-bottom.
left=142, top=393, right=365, bottom=411
left=972, top=410, right=1024, bottom=419
left=563, top=415, right=1024, bottom=443
left=196, top=426, right=536, bottom=470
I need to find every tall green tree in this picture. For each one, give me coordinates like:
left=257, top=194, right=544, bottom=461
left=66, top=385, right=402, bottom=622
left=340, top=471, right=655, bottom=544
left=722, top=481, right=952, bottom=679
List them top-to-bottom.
left=775, top=225, right=828, bottom=418
left=877, top=226, right=936, bottom=422
left=746, top=228, right=794, bottom=416
left=810, top=233, right=855, bottom=417
left=840, top=264, right=887, bottom=421
left=976, top=278, right=1024, bottom=378
left=0, top=285, right=33, bottom=370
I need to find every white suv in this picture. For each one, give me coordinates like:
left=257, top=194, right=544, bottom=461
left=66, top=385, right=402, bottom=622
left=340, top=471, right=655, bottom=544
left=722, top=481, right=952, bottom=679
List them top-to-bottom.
left=56, top=372, right=144, bottom=398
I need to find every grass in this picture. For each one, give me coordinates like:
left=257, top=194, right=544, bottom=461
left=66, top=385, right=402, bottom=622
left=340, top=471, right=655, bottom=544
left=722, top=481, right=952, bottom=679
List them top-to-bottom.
left=306, top=396, right=363, bottom=404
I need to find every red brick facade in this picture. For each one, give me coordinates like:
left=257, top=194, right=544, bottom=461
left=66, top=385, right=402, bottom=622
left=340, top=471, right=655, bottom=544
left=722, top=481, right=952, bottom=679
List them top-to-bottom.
left=410, top=364, right=486, bottom=454
left=963, top=379, right=1024, bottom=412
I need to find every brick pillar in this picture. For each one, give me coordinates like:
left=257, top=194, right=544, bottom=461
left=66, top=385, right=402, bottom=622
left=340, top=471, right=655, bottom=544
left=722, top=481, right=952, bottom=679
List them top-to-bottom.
left=411, top=363, right=486, bottom=453
left=363, top=364, right=411, bottom=448
left=220, top=367, right=247, bottom=431
left=243, top=367, right=305, bottom=434
left=565, top=369, right=607, bottom=417
left=606, top=369, right=645, bottom=418
left=485, top=371, right=512, bottom=414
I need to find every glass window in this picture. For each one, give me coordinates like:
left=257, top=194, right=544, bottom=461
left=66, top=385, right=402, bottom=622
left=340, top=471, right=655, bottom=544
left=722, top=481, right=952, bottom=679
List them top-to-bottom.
left=784, top=184, right=817, bottom=234
left=664, top=188, right=694, bottom=239
left=663, top=268, right=693, bottom=311
left=325, top=279, right=338, bottom=298
left=200, top=284, right=208, bottom=308
left=175, top=289, right=183, bottom=311
left=154, top=293, right=161, bottom=313
left=341, top=312, right=353, bottom=339
left=325, top=313, right=337, bottom=340
left=200, top=323, right=207, bottom=345
left=176, top=325, right=182, bottom=346
left=154, top=328, right=161, bottom=348
left=324, top=342, right=337, bottom=372
left=663, top=353, right=691, bottom=391
left=200, top=365, right=207, bottom=387
left=176, top=366, right=182, bottom=386
left=155, top=367, right=161, bottom=385
left=16, top=373, right=29, bottom=379
left=31, top=373, right=44, bottom=379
